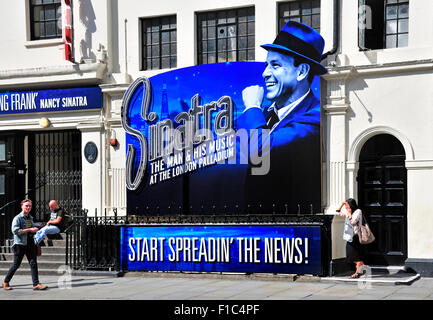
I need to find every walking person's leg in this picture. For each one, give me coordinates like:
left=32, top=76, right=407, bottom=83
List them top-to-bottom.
left=25, top=240, right=47, bottom=290
left=347, top=240, right=364, bottom=278
left=3, top=245, right=26, bottom=289
left=349, top=261, right=365, bottom=278
left=355, top=261, right=365, bottom=273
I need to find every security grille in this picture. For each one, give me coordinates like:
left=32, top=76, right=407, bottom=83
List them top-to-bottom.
left=31, top=130, right=82, bottom=221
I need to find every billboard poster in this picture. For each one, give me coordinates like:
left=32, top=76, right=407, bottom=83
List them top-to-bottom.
left=122, top=21, right=326, bottom=215
left=120, top=225, right=322, bottom=275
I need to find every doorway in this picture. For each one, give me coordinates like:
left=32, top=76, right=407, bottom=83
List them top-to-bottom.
left=0, top=130, right=82, bottom=243
left=27, top=130, right=82, bottom=221
left=0, top=132, right=26, bottom=244
left=357, top=134, right=407, bottom=265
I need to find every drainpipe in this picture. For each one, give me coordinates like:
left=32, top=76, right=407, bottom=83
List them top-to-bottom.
left=321, top=0, right=340, bottom=61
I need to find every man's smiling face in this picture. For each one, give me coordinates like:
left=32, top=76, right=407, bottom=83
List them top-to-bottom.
left=262, top=50, right=299, bottom=109
left=21, top=201, right=32, bottom=216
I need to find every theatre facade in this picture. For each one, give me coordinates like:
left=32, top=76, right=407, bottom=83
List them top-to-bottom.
left=0, top=0, right=431, bottom=276
left=0, top=0, right=117, bottom=241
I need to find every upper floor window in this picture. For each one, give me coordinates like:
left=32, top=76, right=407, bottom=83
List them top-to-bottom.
left=30, top=0, right=62, bottom=40
left=278, top=0, right=321, bottom=33
left=359, top=0, right=409, bottom=50
left=385, top=0, right=409, bottom=48
left=197, top=7, right=255, bottom=64
left=141, top=15, right=177, bottom=70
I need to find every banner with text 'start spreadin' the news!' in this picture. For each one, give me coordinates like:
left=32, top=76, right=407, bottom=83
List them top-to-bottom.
left=121, top=225, right=322, bottom=275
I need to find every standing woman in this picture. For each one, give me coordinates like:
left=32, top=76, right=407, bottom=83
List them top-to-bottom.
left=336, top=198, right=366, bottom=278
left=2, top=199, right=47, bottom=290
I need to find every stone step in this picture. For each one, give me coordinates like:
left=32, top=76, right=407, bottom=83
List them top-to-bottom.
left=0, top=233, right=73, bottom=277
left=2, top=234, right=67, bottom=246
left=40, top=239, right=67, bottom=247
left=1, top=246, right=66, bottom=255
left=1, top=252, right=66, bottom=262
left=0, top=260, right=65, bottom=270
left=322, top=265, right=420, bottom=285
left=0, top=267, right=67, bottom=277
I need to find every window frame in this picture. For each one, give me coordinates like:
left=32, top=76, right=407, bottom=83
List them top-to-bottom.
left=29, top=0, right=63, bottom=41
left=277, top=0, right=321, bottom=33
left=359, top=0, right=409, bottom=50
left=383, top=0, right=409, bottom=49
left=196, top=7, right=255, bottom=65
left=141, top=15, right=177, bottom=71
left=0, top=141, right=5, bottom=162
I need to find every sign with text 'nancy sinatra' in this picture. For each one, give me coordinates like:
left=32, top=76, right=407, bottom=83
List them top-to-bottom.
left=0, top=86, right=102, bottom=115
left=120, top=225, right=322, bottom=275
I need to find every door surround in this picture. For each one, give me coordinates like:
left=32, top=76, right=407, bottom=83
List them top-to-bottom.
left=346, top=126, right=413, bottom=199
left=348, top=126, right=411, bottom=266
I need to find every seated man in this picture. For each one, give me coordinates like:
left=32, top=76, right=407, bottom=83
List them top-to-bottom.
left=34, top=200, right=65, bottom=245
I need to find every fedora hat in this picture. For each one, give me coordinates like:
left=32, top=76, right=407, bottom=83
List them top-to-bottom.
left=261, top=21, right=327, bottom=75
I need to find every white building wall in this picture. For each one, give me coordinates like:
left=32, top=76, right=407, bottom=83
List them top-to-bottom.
left=0, top=0, right=431, bottom=264
left=0, top=0, right=111, bottom=216
left=0, top=0, right=110, bottom=71
left=111, top=0, right=433, bottom=263
left=115, top=0, right=334, bottom=80
left=324, top=0, right=433, bottom=262
left=339, top=0, right=433, bottom=64
left=0, top=1, right=64, bottom=70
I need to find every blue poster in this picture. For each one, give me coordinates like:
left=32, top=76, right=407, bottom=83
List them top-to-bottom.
left=122, top=21, right=325, bottom=216
left=0, top=86, right=102, bottom=115
left=120, top=225, right=322, bottom=275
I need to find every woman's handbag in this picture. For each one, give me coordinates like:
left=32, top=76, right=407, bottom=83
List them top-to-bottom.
left=358, top=215, right=375, bottom=244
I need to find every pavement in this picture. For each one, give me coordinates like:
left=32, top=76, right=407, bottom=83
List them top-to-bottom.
left=0, top=270, right=432, bottom=318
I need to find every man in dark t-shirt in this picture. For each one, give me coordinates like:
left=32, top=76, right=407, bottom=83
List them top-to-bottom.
left=34, top=200, right=65, bottom=245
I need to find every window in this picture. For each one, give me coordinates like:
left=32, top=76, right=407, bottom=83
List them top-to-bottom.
left=30, top=0, right=62, bottom=40
left=359, top=0, right=409, bottom=50
left=385, top=0, right=409, bottom=48
left=278, top=1, right=321, bottom=33
left=197, top=7, right=255, bottom=64
left=141, top=16, right=177, bottom=70
left=0, top=142, right=5, bottom=161
left=0, top=174, right=4, bottom=195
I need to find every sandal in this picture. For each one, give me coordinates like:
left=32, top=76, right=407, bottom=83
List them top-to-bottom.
left=348, top=273, right=360, bottom=279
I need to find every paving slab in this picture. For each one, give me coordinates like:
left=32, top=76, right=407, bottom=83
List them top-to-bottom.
left=0, top=273, right=431, bottom=301
left=0, top=273, right=432, bottom=319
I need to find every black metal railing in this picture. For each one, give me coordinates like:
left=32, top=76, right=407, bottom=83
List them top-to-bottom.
left=65, top=209, right=123, bottom=271
left=64, top=210, right=86, bottom=271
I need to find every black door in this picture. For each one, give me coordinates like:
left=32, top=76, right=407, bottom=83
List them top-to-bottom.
left=0, top=133, right=26, bottom=244
left=358, top=134, right=407, bottom=265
